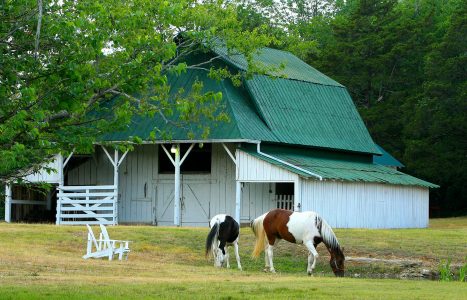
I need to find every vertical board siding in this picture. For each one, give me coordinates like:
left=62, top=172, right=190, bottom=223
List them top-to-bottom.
left=66, top=145, right=429, bottom=228
left=119, top=145, right=155, bottom=223
left=237, top=151, right=297, bottom=182
left=24, top=154, right=62, bottom=183
left=300, top=180, right=429, bottom=228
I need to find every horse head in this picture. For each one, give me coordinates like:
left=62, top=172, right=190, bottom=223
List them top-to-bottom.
left=214, top=245, right=227, bottom=267
left=329, top=248, right=345, bottom=277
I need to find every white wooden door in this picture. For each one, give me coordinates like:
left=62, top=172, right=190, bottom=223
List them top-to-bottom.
left=181, top=182, right=211, bottom=226
left=155, top=183, right=175, bottom=226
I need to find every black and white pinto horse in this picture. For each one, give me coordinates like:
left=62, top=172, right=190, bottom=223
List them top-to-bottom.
left=251, top=208, right=345, bottom=276
left=205, top=214, right=242, bottom=270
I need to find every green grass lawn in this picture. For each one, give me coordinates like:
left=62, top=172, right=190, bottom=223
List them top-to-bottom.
left=0, top=218, right=465, bottom=299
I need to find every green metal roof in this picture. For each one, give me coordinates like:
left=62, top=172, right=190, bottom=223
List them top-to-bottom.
left=213, top=46, right=343, bottom=86
left=102, top=48, right=381, bottom=155
left=102, top=69, right=244, bottom=141
left=245, top=75, right=380, bottom=154
left=242, top=144, right=438, bottom=188
left=373, top=145, right=404, bottom=168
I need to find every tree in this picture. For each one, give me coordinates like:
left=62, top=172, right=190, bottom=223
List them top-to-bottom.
left=0, top=0, right=272, bottom=184
left=403, top=0, right=467, bottom=215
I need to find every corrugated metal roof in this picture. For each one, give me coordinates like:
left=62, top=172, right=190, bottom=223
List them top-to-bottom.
left=213, top=46, right=343, bottom=87
left=102, top=49, right=381, bottom=155
left=101, top=69, right=244, bottom=141
left=245, top=75, right=381, bottom=154
left=242, top=144, right=438, bottom=188
left=373, top=145, right=405, bottom=168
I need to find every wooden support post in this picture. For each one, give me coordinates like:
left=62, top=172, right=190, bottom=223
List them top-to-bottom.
left=173, top=144, right=181, bottom=226
left=234, top=149, right=241, bottom=224
left=113, top=150, right=119, bottom=225
left=56, top=153, right=64, bottom=225
left=294, top=177, right=301, bottom=212
left=235, top=181, right=241, bottom=224
left=5, top=184, right=12, bottom=223
left=46, top=189, right=52, bottom=211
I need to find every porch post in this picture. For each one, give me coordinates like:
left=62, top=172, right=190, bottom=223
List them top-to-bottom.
left=173, top=144, right=181, bottom=226
left=234, top=149, right=241, bottom=224
left=113, top=150, right=119, bottom=225
left=55, top=153, right=64, bottom=225
left=294, top=177, right=302, bottom=212
left=235, top=181, right=241, bottom=224
left=5, top=184, right=12, bottom=223
left=46, top=190, right=52, bottom=211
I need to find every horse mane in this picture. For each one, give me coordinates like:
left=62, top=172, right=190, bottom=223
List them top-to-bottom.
left=251, top=213, right=268, bottom=258
left=316, top=215, right=342, bottom=255
left=205, top=222, right=219, bottom=257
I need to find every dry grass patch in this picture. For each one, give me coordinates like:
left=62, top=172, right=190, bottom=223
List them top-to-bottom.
left=0, top=218, right=465, bottom=299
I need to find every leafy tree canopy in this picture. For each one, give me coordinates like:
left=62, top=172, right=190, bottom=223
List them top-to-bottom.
left=0, top=0, right=273, bottom=184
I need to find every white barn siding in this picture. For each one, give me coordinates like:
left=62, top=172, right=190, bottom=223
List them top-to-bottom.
left=66, top=144, right=273, bottom=226
left=65, top=146, right=430, bottom=228
left=236, top=150, right=297, bottom=182
left=24, top=154, right=62, bottom=183
left=301, top=180, right=429, bottom=228
left=240, top=182, right=276, bottom=222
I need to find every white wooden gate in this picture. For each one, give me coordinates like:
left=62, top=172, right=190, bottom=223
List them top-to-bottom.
left=57, top=185, right=117, bottom=225
left=275, top=194, right=294, bottom=210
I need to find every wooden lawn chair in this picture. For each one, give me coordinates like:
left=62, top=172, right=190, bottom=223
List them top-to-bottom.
left=83, top=224, right=131, bottom=261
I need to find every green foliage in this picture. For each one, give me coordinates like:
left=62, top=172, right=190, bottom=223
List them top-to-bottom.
left=0, top=0, right=272, bottom=184
left=240, top=0, right=466, bottom=216
left=439, top=258, right=453, bottom=281
left=459, top=259, right=467, bottom=282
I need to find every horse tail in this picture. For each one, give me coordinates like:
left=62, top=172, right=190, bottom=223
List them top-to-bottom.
left=251, top=213, right=268, bottom=258
left=316, top=214, right=342, bottom=255
left=205, top=222, right=219, bottom=257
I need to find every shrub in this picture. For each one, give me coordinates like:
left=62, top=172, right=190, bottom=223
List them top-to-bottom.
left=439, top=258, right=453, bottom=281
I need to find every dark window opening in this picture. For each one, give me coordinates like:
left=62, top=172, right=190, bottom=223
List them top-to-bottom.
left=158, top=144, right=212, bottom=174
left=275, top=183, right=294, bottom=196
left=275, top=183, right=294, bottom=210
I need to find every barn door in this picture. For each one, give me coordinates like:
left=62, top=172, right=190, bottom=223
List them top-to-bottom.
left=180, top=180, right=210, bottom=226
left=154, top=183, right=175, bottom=226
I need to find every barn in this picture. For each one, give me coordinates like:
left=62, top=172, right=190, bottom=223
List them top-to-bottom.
left=4, top=47, right=437, bottom=228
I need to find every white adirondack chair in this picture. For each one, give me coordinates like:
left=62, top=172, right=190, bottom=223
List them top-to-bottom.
left=83, top=224, right=131, bottom=261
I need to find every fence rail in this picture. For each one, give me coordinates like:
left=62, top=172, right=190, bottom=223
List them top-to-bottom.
left=56, top=185, right=117, bottom=225
left=275, top=194, right=294, bottom=211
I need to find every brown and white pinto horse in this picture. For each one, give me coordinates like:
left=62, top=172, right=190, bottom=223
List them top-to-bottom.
left=251, top=209, right=345, bottom=277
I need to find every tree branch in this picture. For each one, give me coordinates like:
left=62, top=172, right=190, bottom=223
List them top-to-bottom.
left=34, top=0, right=43, bottom=60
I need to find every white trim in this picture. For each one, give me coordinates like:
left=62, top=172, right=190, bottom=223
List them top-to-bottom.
left=96, top=139, right=260, bottom=145
left=222, top=143, right=236, bottom=164
left=256, top=143, right=323, bottom=180
left=160, top=144, right=175, bottom=166
left=173, top=144, right=181, bottom=226
left=101, top=146, right=116, bottom=167
left=113, top=149, right=119, bottom=225
left=118, top=150, right=129, bottom=166
left=63, top=151, right=74, bottom=168
left=235, top=181, right=242, bottom=224
left=5, top=184, right=12, bottom=223
left=58, top=185, right=116, bottom=191
left=10, top=200, right=47, bottom=205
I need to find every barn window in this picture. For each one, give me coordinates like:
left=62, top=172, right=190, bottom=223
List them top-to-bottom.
left=158, top=144, right=212, bottom=174
left=275, top=183, right=294, bottom=210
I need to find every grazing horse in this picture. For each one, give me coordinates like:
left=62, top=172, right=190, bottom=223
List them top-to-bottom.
left=251, top=208, right=344, bottom=277
left=205, top=214, right=242, bottom=270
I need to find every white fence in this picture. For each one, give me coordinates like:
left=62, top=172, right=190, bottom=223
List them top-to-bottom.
left=57, top=185, right=117, bottom=225
left=275, top=194, right=294, bottom=211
